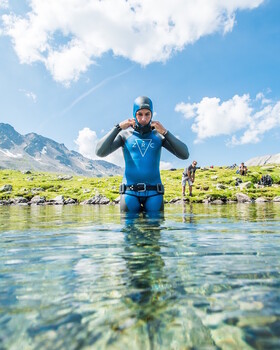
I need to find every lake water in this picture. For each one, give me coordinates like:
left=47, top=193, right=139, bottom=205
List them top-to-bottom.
left=0, top=203, right=280, bottom=350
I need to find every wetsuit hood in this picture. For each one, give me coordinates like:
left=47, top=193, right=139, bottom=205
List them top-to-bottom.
left=133, top=96, right=153, bottom=134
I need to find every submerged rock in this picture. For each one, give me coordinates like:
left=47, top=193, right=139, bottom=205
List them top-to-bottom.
left=211, top=199, right=225, bottom=205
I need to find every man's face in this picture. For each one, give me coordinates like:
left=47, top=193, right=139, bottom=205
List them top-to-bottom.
left=135, top=109, right=152, bottom=126
left=193, top=162, right=197, bottom=167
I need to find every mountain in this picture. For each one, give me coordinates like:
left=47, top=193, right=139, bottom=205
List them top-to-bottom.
left=0, top=123, right=122, bottom=177
left=246, top=153, right=280, bottom=166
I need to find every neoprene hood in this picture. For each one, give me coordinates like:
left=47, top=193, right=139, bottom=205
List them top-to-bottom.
left=133, top=96, right=153, bottom=119
left=133, top=96, right=153, bottom=134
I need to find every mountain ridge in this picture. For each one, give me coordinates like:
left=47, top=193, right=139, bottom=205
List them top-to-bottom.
left=0, top=123, right=122, bottom=177
left=246, top=153, right=280, bottom=166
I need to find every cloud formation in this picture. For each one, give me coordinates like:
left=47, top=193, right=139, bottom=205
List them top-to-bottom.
left=0, top=0, right=8, bottom=9
left=1, top=0, right=264, bottom=85
left=19, top=89, right=37, bottom=102
left=175, top=93, right=280, bottom=145
left=75, top=127, right=124, bottom=166
left=160, top=161, right=173, bottom=170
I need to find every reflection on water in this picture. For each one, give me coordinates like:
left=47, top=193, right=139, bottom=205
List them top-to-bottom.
left=0, top=204, right=280, bottom=349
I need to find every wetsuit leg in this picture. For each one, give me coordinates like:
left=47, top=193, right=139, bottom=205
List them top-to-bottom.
left=120, top=194, right=141, bottom=213
left=143, top=194, right=164, bottom=212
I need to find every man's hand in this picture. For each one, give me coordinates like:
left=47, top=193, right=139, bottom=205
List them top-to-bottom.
left=119, top=119, right=135, bottom=130
left=151, top=121, right=167, bottom=135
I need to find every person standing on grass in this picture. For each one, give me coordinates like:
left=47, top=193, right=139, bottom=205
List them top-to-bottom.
left=95, top=96, right=189, bottom=213
left=182, top=160, right=197, bottom=197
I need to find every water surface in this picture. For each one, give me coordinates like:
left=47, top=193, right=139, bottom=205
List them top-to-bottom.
left=0, top=203, right=280, bottom=349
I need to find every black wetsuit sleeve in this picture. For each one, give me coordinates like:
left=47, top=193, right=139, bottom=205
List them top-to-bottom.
left=95, top=126, right=124, bottom=157
left=162, top=131, right=189, bottom=160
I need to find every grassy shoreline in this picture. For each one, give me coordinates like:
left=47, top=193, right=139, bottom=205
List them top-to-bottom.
left=0, top=165, right=280, bottom=204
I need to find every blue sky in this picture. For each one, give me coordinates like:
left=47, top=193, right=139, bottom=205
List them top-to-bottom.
left=0, top=0, right=279, bottom=169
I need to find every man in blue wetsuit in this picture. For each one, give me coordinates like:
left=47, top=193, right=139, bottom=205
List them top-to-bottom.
left=95, top=96, right=189, bottom=213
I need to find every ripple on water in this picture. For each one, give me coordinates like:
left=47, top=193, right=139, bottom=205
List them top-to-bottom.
left=0, top=204, right=280, bottom=349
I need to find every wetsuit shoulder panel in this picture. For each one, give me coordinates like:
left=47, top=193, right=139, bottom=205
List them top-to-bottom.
left=95, top=126, right=124, bottom=157
left=162, top=131, right=189, bottom=160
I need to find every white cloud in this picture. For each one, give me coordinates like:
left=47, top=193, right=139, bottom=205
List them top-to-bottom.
left=0, top=0, right=9, bottom=9
left=1, top=0, right=264, bottom=85
left=19, top=89, right=37, bottom=102
left=256, top=92, right=272, bottom=105
left=175, top=94, right=280, bottom=145
left=176, top=94, right=252, bottom=142
left=230, top=102, right=280, bottom=145
left=74, top=127, right=124, bottom=166
left=74, top=127, right=98, bottom=159
left=160, top=161, right=173, bottom=170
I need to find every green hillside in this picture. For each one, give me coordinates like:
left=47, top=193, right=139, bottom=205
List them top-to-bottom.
left=0, top=165, right=280, bottom=203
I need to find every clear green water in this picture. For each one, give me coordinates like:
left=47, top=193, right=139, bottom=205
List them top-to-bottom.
left=0, top=203, right=280, bottom=350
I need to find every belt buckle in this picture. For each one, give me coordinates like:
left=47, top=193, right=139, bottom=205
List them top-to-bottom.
left=119, top=183, right=126, bottom=194
left=137, top=183, right=146, bottom=192
left=157, top=183, right=164, bottom=194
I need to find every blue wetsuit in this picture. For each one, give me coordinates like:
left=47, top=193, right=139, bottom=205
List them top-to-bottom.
left=96, top=126, right=189, bottom=212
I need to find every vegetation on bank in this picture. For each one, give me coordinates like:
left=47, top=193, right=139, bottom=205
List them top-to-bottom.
left=0, top=165, right=280, bottom=203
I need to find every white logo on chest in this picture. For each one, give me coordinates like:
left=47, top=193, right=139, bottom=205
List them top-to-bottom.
left=133, top=139, right=154, bottom=157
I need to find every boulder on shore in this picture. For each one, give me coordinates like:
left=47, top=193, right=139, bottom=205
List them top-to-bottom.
left=0, top=184, right=13, bottom=192
left=236, top=193, right=251, bottom=203
left=30, top=195, right=46, bottom=205
left=50, top=195, right=65, bottom=205
left=81, top=195, right=110, bottom=205
left=255, top=197, right=269, bottom=203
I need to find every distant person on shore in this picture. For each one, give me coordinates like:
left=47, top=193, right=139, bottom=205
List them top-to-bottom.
left=95, top=96, right=189, bottom=213
left=182, top=160, right=197, bottom=197
left=239, top=162, right=248, bottom=176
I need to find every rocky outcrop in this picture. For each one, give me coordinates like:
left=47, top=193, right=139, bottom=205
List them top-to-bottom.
left=0, top=184, right=12, bottom=192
